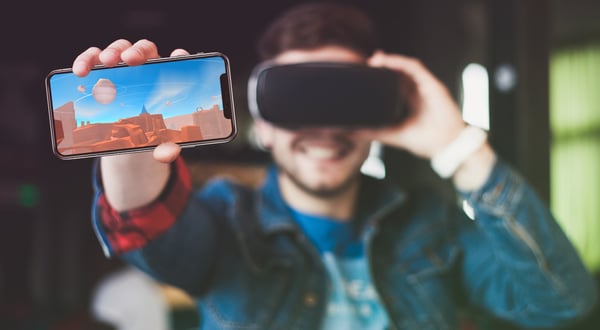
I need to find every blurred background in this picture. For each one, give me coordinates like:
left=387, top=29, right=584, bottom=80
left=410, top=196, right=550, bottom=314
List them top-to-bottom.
left=1, top=0, right=599, bottom=329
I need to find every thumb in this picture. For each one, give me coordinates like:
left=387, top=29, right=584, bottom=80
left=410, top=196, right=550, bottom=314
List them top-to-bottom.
left=153, top=142, right=181, bottom=163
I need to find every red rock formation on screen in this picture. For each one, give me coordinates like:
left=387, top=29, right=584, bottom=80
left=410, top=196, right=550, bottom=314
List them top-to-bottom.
left=55, top=103, right=232, bottom=155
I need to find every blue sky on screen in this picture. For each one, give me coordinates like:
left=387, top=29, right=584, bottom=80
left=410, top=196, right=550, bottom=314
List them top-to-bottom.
left=49, top=56, right=225, bottom=124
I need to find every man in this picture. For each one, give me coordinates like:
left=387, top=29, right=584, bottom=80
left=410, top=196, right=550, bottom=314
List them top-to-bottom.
left=75, top=3, right=596, bottom=329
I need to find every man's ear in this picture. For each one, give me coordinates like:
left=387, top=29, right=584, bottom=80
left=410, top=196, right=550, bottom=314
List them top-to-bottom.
left=251, top=119, right=275, bottom=150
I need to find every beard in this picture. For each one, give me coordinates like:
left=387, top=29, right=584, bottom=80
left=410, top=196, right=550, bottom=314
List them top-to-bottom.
left=267, top=128, right=369, bottom=200
left=274, top=157, right=362, bottom=199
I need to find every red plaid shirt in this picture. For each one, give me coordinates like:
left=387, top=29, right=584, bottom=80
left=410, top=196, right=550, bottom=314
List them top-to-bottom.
left=96, top=157, right=192, bottom=254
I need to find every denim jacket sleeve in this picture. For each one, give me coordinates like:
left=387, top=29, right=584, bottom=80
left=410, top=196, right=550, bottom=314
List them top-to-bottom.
left=91, top=157, right=233, bottom=295
left=456, top=158, right=597, bottom=328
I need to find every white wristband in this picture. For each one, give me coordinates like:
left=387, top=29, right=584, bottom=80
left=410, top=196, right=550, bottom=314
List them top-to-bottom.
left=430, top=125, right=488, bottom=179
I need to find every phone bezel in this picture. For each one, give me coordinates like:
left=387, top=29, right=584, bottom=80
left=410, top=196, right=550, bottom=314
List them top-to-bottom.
left=45, top=52, right=237, bottom=160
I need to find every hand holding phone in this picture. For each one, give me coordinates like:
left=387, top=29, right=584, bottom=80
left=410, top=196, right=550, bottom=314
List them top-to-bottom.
left=46, top=40, right=236, bottom=160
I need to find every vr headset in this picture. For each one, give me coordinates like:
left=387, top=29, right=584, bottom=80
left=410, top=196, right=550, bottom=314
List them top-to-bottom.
left=248, top=61, right=408, bottom=129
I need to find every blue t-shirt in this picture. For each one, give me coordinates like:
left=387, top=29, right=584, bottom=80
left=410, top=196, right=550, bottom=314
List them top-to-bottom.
left=289, top=208, right=390, bottom=330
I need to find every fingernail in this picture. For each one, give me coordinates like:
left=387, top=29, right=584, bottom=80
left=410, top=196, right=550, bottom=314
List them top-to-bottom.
left=73, top=61, right=87, bottom=76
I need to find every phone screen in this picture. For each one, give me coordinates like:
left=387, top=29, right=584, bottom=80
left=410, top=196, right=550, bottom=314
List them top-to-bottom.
left=45, top=53, right=236, bottom=160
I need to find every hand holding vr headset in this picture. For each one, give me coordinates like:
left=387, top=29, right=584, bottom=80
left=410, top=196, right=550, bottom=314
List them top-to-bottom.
left=248, top=49, right=468, bottom=159
left=362, top=51, right=495, bottom=189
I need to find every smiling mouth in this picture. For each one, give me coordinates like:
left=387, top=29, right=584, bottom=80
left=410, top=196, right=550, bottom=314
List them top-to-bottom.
left=291, top=131, right=357, bottom=161
left=295, top=137, right=355, bottom=161
left=301, top=145, right=342, bottom=160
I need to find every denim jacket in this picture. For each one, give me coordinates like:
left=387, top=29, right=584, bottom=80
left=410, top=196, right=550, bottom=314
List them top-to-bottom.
left=93, top=159, right=597, bottom=330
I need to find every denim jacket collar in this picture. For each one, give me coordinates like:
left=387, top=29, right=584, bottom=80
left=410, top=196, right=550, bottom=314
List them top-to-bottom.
left=256, top=164, right=407, bottom=236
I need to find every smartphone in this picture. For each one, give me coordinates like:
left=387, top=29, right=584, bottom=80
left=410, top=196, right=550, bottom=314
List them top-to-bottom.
left=45, top=52, right=236, bottom=160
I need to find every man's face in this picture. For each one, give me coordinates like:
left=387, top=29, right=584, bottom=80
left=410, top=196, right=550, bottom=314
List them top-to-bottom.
left=255, top=46, right=373, bottom=198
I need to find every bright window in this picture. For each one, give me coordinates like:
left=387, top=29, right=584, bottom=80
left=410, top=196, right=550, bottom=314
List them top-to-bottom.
left=550, top=41, right=600, bottom=272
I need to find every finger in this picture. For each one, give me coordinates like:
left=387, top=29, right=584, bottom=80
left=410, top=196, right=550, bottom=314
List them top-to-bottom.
left=98, top=39, right=134, bottom=67
left=121, top=39, right=160, bottom=66
left=72, top=47, right=102, bottom=77
left=170, top=48, right=190, bottom=57
left=368, top=51, right=431, bottom=85
left=369, top=51, right=420, bottom=71
left=369, top=51, right=424, bottom=102
left=370, top=51, right=455, bottom=111
left=153, top=142, right=181, bottom=163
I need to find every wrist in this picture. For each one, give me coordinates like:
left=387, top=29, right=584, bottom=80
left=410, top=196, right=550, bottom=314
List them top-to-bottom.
left=430, top=125, right=490, bottom=181
left=452, top=143, right=496, bottom=191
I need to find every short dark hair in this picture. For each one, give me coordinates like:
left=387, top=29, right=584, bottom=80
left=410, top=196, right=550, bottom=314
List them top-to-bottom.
left=257, top=2, right=379, bottom=61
